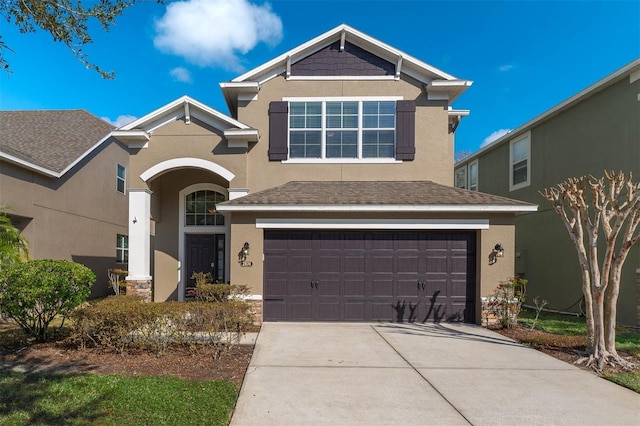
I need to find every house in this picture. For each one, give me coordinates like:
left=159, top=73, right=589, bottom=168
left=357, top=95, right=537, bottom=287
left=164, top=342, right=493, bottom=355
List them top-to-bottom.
left=114, top=24, right=535, bottom=323
left=454, top=59, right=640, bottom=327
left=0, top=110, right=129, bottom=297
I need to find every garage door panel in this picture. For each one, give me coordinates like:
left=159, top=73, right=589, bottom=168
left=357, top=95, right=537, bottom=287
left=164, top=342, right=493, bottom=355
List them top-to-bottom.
left=319, top=255, right=341, bottom=272
left=344, top=255, right=365, bottom=272
left=372, top=256, right=393, bottom=272
left=397, top=256, right=419, bottom=273
left=264, top=279, right=287, bottom=297
left=289, top=279, right=313, bottom=296
left=318, top=279, right=340, bottom=296
left=344, top=279, right=365, bottom=296
left=372, top=279, right=393, bottom=297
left=397, top=279, right=420, bottom=297
left=263, top=300, right=287, bottom=320
left=290, top=302, right=313, bottom=320
left=318, top=302, right=340, bottom=321
left=344, top=302, right=365, bottom=321
left=372, top=302, right=395, bottom=321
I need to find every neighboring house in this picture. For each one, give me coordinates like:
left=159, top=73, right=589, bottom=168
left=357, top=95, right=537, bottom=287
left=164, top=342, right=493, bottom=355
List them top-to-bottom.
left=114, top=24, right=535, bottom=323
left=455, top=59, right=640, bottom=327
left=0, top=110, right=129, bottom=297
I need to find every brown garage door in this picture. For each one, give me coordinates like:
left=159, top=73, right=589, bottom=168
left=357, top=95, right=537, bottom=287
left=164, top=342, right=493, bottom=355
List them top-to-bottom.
left=263, top=230, right=476, bottom=323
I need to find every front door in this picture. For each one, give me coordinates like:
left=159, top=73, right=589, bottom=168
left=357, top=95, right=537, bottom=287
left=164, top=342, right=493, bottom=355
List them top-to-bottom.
left=185, top=234, right=225, bottom=297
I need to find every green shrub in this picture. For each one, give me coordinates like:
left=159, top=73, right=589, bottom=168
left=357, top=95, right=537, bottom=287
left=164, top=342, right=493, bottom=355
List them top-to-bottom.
left=0, top=259, right=95, bottom=341
left=192, top=283, right=250, bottom=303
left=70, top=296, right=253, bottom=354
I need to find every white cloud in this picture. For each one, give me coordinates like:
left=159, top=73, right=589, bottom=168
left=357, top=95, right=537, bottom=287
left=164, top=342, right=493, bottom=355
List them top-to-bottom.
left=153, top=0, right=283, bottom=71
left=499, top=64, right=514, bottom=72
left=170, top=66, right=193, bottom=83
left=102, top=115, right=137, bottom=128
left=481, top=128, right=512, bottom=147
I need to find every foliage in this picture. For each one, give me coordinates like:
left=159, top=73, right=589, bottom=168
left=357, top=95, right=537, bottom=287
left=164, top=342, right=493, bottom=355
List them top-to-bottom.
left=0, top=0, right=161, bottom=78
left=541, top=171, right=640, bottom=371
left=0, top=206, right=28, bottom=270
left=0, top=260, right=94, bottom=341
left=107, top=268, right=127, bottom=295
left=189, top=271, right=250, bottom=302
left=484, top=276, right=527, bottom=328
left=70, top=296, right=252, bottom=355
left=529, top=296, right=549, bottom=330
left=0, top=370, right=238, bottom=425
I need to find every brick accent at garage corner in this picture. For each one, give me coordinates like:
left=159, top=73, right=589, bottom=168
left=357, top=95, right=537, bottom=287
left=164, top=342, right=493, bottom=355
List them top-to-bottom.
left=126, top=280, right=152, bottom=302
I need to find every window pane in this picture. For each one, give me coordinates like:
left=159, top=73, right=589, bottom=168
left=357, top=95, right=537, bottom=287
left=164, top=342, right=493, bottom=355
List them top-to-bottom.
left=306, top=102, right=322, bottom=115
left=326, top=102, right=341, bottom=114
left=363, top=102, right=378, bottom=114
left=379, top=102, right=395, bottom=114
left=290, top=103, right=306, bottom=115
left=307, top=115, right=321, bottom=128
left=342, top=115, right=358, bottom=128
left=363, top=115, right=377, bottom=128
left=379, top=115, right=395, bottom=128
left=290, top=116, right=306, bottom=128
left=326, top=116, right=342, bottom=128
left=363, top=130, right=394, bottom=158
left=326, top=131, right=357, bottom=158
left=512, top=138, right=528, bottom=163
left=513, top=160, right=527, bottom=185
left=469, top=163, right=478, bottom=190
left=117, top=164, right=125, bottom=179
left=455, top=169, right=467, bottom=188
left=117, top=179, right=125, bottom=194
left=185, top=190, right=226, bottom=226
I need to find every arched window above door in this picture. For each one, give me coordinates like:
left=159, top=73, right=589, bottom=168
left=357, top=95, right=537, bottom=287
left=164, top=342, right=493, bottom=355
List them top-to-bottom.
left=185, top=190, right=225, bottom=226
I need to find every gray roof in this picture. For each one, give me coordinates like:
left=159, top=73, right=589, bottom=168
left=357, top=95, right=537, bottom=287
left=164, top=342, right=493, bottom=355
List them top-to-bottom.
left=0, top=110, right=115, bottom=174
left=218, top=181, right=536, bottom=211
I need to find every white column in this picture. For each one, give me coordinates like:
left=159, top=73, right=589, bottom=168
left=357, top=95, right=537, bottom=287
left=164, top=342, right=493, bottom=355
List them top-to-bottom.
left=126, top=189, right=152, bottom=281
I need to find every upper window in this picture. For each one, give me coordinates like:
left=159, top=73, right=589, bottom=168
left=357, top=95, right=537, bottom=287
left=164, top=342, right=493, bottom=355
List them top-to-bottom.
left=289, top=100, right=396, bottom=160
left=510, top=132, right=530, bottom=191
left=468, top=160, right=478, bottom=191
left=116, top=164, right=126, bottom=194
left=455, top=167, right=467, bottom=189
left=185, top=190, right=225, bottom=226
left=116, top=234, right=128, bottom=263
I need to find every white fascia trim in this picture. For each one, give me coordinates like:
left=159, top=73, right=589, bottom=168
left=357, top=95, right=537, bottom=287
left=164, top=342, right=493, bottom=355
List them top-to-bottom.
left=230, top=24, right=458, bottom=84
left=458, top=58, right=640, bottom=165
left=287, top=75, right=397, bottom=81
left=120, top=95, right=251, bottom=132
left=282, top=95, right=403, bottom=102
left=448, top=109, right=470, bottom=117
left=224, top=128, right=259, bottom=141
left=111, top=130, right=151, bottom=148
left=3, top=131, right=114, bottom=179
left=0, top=152, right=60, bottom=177
left=140, top=158, right=236, bottom=183
left=282, top=158, right=401, bottom=164
left=217, top=204, right=539, bottom=213
left=256, top=218, right=490, bottom=230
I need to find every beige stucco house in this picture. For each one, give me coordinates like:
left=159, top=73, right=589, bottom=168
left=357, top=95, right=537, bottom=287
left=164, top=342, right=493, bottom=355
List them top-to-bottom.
left=113, top=24, right=535, bottom=323
left=455, top=59, right=640, bottom=326
left=0, top=110, right=129, bottom=298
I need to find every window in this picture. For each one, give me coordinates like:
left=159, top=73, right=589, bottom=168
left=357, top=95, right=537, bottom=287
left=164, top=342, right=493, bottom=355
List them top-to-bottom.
left=288, top=100, right=396, bottom=160
left=510, top=132, right=530, bottom=190
left=468, top=160, right=478, bottom=191
left=116, top=164, right=126, bottom=194
left=455, top=166, right=467, bottom=189
left=185, top=190, right=225, bottom=226
left=116, top=234, right=128, bottom=263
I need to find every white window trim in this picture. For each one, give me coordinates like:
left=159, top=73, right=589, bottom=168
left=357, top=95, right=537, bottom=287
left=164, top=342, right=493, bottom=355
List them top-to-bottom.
left=284, top=96, right=403, bottom=163
left=509, top=131, right=531, bottom=191
left=468, top=159, right=478, bottom=191
left=116, top=163, right=126, bottom=194
left=455, top=165, right=468, bottom=189
left=177, top=183, right=230, bottom=301
left=116, top=234, right=128, bottom=264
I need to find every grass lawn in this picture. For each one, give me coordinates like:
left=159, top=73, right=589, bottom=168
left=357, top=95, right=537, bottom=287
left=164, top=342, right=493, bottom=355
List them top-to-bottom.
left=518, top=308, right=640, bottom=393
left=0, top=371, right=237, bottom=425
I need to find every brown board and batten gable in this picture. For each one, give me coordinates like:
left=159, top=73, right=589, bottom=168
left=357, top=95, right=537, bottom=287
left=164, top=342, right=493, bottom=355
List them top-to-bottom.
left=290, top=41, right=395, bottom=77
left=0, top=110, right=115, bottom=176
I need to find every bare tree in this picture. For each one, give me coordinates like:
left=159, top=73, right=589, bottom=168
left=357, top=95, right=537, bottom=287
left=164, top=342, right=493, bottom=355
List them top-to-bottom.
left=541, top=171, right=639, bottom=371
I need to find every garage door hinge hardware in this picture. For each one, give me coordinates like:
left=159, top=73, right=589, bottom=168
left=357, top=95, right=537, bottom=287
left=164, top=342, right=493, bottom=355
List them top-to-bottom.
left=310, top=280, right=318, bottom=289
left=417, top=280, right=425, bottom=290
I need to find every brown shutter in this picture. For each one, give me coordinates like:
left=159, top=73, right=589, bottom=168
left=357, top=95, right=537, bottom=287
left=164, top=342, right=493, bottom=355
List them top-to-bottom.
left=395, top=100, right=415, bottom=161
left=268, top=101, right=289, bottom=161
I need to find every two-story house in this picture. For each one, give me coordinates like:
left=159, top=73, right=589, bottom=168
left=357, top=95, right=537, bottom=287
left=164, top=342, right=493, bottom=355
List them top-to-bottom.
left=115, top=24, right=535, bottom=323
left=455, top=59, right=640, bottom=327
left=0, top=110, right=129, bottom=297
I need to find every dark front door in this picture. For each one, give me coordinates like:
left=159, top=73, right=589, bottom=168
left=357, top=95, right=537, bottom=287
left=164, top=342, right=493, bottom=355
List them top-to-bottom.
left=263, top=230, right=476, bottom=323
left=185, top=234, right=225, bottom=297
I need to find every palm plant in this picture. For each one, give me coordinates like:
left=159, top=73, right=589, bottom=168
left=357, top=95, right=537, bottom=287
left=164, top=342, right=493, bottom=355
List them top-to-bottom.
left=0, top=206, right=28, bottom=270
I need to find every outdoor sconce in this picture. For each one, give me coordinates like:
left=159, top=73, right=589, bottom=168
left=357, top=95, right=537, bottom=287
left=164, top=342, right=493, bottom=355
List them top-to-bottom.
left=238, top=242, right=252, bottom=267
left=489, top=243, right=505, bottom=265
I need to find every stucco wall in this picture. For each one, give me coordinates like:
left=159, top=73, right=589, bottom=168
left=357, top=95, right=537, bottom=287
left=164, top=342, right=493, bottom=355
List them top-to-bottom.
left=235, top=75, right=454, bottom=192
left=0, top=138, right=129, bottom=297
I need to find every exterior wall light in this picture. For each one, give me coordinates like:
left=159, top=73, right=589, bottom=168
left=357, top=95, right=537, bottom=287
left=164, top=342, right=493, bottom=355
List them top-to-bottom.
left=238, top=242, right=252, bottom=267
left=489, top=243, right=505, bottom=265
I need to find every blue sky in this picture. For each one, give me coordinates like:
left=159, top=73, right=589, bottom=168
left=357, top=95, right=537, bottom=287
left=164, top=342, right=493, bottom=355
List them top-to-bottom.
left=1, top=0, right=638, bottom=154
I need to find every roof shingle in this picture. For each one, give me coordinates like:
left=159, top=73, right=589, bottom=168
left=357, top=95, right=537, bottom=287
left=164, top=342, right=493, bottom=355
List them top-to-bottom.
left=0, top=110, right=115, bottom=173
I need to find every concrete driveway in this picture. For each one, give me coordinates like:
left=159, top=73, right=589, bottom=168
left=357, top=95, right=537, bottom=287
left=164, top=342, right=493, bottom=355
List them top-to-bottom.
left=231, top=323, right=640, bottom=425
